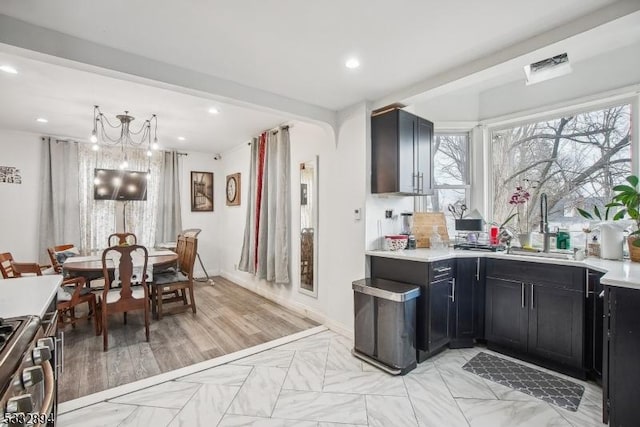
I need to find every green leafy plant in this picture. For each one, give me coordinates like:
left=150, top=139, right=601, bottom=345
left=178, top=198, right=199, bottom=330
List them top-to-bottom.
left=606, top=175, right=640, bottom=247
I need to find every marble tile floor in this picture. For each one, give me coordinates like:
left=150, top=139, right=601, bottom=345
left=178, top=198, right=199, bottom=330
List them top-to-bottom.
left=59, top=330, right=605, bottom=427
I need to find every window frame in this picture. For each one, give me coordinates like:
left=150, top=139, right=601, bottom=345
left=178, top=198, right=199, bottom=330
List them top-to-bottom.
left=485, top=97, right=638, bottom=224
left=432, top=130, right=472, bottom=207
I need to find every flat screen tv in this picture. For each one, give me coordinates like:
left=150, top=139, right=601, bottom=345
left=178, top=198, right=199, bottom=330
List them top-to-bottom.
left=94, top=168, right=148, bottom=201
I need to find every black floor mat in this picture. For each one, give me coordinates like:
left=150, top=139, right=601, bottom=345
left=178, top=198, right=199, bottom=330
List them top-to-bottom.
left=462, top=352, right=585, bottom=411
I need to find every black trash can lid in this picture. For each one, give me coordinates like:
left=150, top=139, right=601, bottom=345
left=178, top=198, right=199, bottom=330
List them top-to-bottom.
left=352, top=278, right=420, bottom=302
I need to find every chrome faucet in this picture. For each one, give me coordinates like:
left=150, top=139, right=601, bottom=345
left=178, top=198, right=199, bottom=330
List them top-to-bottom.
left=539, top=193, right=556, bottom=253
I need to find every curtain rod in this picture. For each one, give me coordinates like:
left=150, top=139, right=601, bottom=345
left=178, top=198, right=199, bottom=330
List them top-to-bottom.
left=247, top=124, right=293, bottom=145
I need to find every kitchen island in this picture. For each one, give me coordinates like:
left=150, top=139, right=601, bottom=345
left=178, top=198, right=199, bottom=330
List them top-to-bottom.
left=0, top=274, right=62, bottom=318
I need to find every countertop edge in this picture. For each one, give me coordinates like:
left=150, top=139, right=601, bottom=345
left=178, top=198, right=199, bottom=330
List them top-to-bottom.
left=366, top=249, right=639, bottom=289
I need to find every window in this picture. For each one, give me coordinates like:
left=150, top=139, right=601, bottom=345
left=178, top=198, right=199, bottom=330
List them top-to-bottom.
left=491, top=103, right=632, bottom=238
left=431, top=132, right=470, bottom=234
left=78, top=144, right=164, bottom=250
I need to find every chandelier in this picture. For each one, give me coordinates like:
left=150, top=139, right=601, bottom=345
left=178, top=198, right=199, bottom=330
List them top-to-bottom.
left=90, top=105, right=159, bottom=169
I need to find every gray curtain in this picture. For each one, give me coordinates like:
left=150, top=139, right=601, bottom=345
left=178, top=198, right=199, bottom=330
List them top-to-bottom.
left=239, top=128, right=291, bottom=283
left=38, top=138, right=81, bottom=263
left=238, top=138, right=258, bottom=274
left=155, top=150, right=182, bottom=244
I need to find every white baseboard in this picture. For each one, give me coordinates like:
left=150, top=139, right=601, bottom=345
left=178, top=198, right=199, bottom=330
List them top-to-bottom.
left=220, top=270, right=354, bottom=339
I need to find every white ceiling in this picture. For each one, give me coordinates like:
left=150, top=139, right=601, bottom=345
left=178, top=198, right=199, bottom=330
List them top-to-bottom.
left=0, top=0, right=616, bottom=111
left=0, top=51, right=290, bottom=153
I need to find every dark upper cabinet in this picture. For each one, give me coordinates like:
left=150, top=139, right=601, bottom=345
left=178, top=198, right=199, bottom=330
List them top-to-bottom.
left=371, top=108, right=433, bottom=195
left=451, top=257, right=485, bottom=347
left=485, top=277, right=529, bottom=352
left=603, top=286, right=640, bottom=426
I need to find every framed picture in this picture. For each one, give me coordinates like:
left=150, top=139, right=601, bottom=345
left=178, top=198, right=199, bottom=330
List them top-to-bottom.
left=191, top=171, right=213, bottom=212
left=226, top=173, right=241, bottom=206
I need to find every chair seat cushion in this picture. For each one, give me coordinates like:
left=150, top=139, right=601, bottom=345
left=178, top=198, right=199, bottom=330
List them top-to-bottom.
left=55, top=247, right=80, bottom=264
left=41, top=267, right=57, bottom=275
left=153, top=271, right=189, bottom=285
left=57, top=285, right=93, bottom=302
left=103, top=286, right=145, bottom=303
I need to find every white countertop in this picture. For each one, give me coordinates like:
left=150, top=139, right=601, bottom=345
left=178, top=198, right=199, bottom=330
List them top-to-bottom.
left=366, top=248, right=640, bottom=290
left=0, top=275, right=62, bottom=318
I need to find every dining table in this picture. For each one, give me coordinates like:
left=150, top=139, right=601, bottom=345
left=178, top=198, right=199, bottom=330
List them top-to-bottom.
left=62, top=248, right=178, bottom=283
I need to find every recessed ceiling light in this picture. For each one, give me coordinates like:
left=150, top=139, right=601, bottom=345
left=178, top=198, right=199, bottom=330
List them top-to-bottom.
left=345, top=58, right=360, bottom=69
left=0, top=65, right=18, bottom=74
left=208, top=107, right=220, bottom=115
left=36, top=118, right=48, bottom=123
left=178, top=136, right=186, bottom=141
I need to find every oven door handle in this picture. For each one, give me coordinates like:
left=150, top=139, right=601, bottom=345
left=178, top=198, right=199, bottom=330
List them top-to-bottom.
left=55, top=331, right=64, bottom=376
left=40, top=359, right=56, bottom=424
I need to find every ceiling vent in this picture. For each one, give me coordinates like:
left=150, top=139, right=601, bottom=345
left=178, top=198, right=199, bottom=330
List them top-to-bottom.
left=524, top=53, right=571, bottom=85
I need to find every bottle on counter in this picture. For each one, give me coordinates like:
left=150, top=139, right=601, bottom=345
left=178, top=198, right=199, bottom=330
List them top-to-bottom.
left=557, top=228, right=571, bottom=250
left=588, top=235, right=601, bottom=258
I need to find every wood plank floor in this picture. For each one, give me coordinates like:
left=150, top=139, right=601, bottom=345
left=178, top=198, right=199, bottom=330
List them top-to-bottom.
left=58, top=276, right=319, bottom=402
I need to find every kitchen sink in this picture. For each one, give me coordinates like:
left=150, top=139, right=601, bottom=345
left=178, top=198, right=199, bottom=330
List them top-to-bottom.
left=507, top=248, right=572, bottom=260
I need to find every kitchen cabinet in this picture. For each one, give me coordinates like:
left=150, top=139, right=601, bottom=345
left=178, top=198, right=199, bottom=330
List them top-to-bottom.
left=371, top=108, right=433, bottom=195
left=369, top=257, right=452, bottom=361
left=451, top=257, right=485, bottom=347
left=485, top=259, right=586, bottom=375
left=585, top=270, right=604, bottom=381
left=428, top=276, right=452, bottom=352
left=485, top=277, right=528, bottom=351
left=527, top=282, right=584, bottom=368
left=603, top=286, right=640, bottom=426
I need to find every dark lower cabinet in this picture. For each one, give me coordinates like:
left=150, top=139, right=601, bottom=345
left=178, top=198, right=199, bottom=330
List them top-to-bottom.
left=451, top=257, right=484, bottom=347
left=485, top=260, right=587, bottom=376
left=586, top=271, right=604, bottom=381
left=428, top=277, right=452, bottom=352
left=485, top=277, right=528, bottom=352
left=527, top=284, right=583, bottom=368
left=603, top=286, right=640, bottom=427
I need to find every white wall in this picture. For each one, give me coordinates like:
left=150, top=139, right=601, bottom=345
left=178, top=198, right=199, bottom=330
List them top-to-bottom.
left=479, top=42, right=640, bottom=120
left=324, top=104, right=368, bottom=332
left=216, top=111, right=369, bottom=334
left=218, top=122, right=335, bottom=324
left=0, top=129, right=42, bottom=263
left=179, top=151, right=221, bottom=277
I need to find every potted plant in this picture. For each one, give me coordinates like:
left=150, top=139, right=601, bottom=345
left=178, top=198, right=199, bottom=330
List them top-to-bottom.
left=579, top=175, right=640, bottom=261
left=607, top=175, right=640, bottom=261
left=501, top=185, right=532, bottom=247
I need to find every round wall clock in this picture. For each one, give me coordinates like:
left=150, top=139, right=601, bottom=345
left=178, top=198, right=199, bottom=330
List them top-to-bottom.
left=226, top=173, right=241, bottom=206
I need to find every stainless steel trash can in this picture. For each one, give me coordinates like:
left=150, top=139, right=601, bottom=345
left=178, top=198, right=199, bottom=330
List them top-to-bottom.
left=352, top=278, right=420, bottom=375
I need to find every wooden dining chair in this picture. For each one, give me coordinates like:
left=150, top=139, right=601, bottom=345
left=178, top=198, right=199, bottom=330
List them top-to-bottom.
left=107, top=233, right=137, bottom=247
left=151, top=236, right=198, bottom=319
left=47, top=244, right=77, bottom=274
left=99, top=245, right=150, bottom=351
left=1, top=252, right=52, bottom=279
left=10, top=261, right=99, bottom=335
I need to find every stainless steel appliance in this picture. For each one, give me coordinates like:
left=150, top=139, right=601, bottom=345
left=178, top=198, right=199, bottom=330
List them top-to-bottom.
left=400, top=212, right=416, bottom=249
left=352, top=278, right=420, bottom=375
left=0, top=313, right=58, bottom=427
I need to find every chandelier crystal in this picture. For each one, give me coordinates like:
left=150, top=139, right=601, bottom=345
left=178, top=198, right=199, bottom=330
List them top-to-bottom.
left=90, top=105, right=159, bottom=170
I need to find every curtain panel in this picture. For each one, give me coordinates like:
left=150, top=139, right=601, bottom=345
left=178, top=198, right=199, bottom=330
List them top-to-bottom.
left=239, top=127, right=291, bottom=283
left=38, top=138, right=81, bottom=263
left=78, top=144, right=164, bottom=250
left=155, top=150, right=182, bottom=244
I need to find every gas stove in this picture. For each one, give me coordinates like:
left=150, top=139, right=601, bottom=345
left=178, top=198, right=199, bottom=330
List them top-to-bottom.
left=0, top=316, right=57, bottom=426
left=0, top=317, right=40, bottom=395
